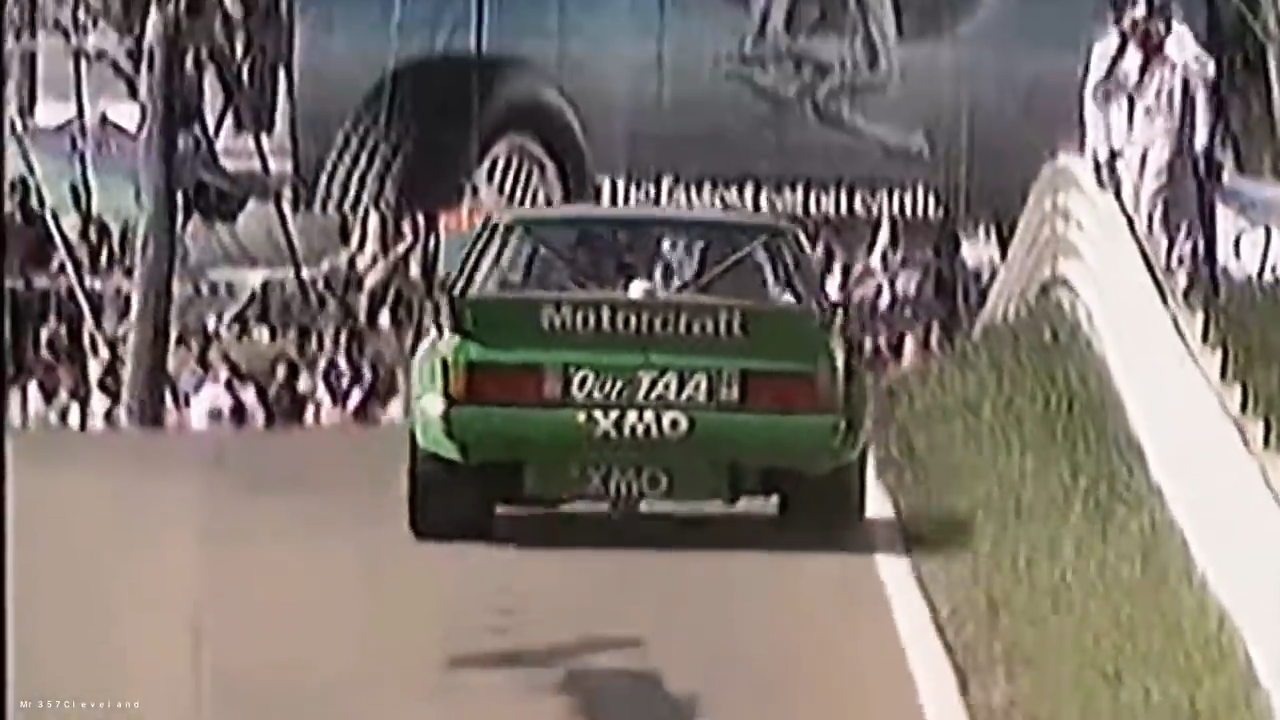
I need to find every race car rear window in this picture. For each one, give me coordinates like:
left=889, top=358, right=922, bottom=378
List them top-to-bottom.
left=476, top=216, right=814, bottom=306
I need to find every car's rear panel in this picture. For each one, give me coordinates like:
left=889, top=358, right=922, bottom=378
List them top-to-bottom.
left=413, top=294, right=865, bottom=501
left=458, top=294, right=826, bottom=361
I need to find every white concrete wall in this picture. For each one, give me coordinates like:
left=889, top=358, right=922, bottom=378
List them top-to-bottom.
left=978, top=153, right=1280, bottom=719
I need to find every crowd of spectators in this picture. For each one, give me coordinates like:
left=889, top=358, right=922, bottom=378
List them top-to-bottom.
left=2, top=0, right=1012, bottom=434
left=4, top=166, right=1006, bottom=434
left=5, top=175, right=408, bottom=432
left=799, top=214, right=1004, bottom=367
left=6, top=311, right=407, bottom=432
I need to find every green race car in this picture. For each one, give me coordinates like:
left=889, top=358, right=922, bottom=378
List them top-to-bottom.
left=407, top=205, right=870, bottom=540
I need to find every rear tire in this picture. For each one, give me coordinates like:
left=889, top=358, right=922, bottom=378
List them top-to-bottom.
left=313, top=59, right=590, bottom=223
left=312, top=62, right=588, bottom=330
left=407, top=441, right=496, bottom=542
left=778, top=450, right=868, bottom=532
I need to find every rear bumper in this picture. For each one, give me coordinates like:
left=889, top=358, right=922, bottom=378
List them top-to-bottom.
left=433, top=406, right=853, bottom=473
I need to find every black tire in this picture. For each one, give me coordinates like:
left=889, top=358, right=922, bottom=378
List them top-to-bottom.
left=312, top=57, right=592, bottom=224
left=188, top=180, right=252, bottom=223
left=407, top=440, right=496, bottom=542
left=778, top=449, right=868, bottom=531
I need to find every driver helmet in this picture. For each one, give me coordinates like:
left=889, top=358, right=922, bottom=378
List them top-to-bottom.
left=568, top=225, right=617, bottom=286
left=612, top=228, right=649, bottom=280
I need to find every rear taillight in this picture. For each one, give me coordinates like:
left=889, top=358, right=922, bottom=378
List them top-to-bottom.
left=449, top=363, right=549, bottom=406
left=743, top=371, right=824, bottom=413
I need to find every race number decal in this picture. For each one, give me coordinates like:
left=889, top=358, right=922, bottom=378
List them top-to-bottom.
left=566, top=367, right=741, bottom=406
left=567, top=367, right=631, bottom=404
left=639, top=369, right=708, bottom=405
left=577, top=408, right=693, bottom=441
left=580, top=465, right=673, bottom=500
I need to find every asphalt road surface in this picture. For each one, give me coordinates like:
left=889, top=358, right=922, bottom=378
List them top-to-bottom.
left=12, top=427, right=927, bottom=720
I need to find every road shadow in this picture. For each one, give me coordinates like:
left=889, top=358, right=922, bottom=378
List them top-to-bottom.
left=492, top=511, right=971, bottom=555
left=446, top=635, right=646, bottom=671
left=447, top=637, right=697, bottom=720
left=560, top=668, right=700, bottom=720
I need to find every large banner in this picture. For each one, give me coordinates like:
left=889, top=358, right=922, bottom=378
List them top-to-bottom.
left=5, top=0, right=1124, bottom=227
left=7, top=0, right=1274, bottom=437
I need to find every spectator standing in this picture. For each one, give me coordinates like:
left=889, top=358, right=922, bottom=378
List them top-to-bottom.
left=1081, top=0, right=1216, bottom=277
left=6, top=178, right=55, bottom=275
left=188, top=348, right=241, bottom=430
left=86, top=355, right=125, bottom=430
left=266, top=355, right=307, bottom=427
left=226, top=356, right=269, bottom=428
left=22, top=361, right=73, bottom=430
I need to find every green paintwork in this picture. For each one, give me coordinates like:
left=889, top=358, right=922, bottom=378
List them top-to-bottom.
left=411, top=294, right=867, bottom=502
left=442, top=406, right=847, bottom=466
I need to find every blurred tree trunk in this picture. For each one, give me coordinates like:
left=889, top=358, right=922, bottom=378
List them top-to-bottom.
left=7, top=0, right=39, bottom=122
left=1219, top=0, right=1280, bottom=178
left=1261, top=0, right=1280, bottom=172
left=123, top=1, right=181, bottom=428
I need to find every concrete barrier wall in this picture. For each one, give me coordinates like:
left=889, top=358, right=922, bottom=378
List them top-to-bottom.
left=975, top=153, right=1280, bottom=718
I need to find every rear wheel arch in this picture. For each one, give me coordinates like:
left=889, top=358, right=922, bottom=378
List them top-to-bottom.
left=408, top=338, right=465, bottom=461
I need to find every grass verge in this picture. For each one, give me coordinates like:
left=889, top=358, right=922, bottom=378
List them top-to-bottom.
left=1207, top=281, right=1280, bottom=448
left=873, top=299, right=1269, bottom=720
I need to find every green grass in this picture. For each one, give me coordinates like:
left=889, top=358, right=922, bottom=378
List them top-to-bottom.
left=1208, top=281, right=1280, bottom=448
left=873, top=300, right=1269, bottom=720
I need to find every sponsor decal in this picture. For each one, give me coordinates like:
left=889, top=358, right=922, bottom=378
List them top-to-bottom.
left=541, top=302, right=746, bottom=339
left=566, top=366, right=740, bottom=406
left=577, top=408, right=693, bottom=441
left=578, top=465, right=673, bottom=500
